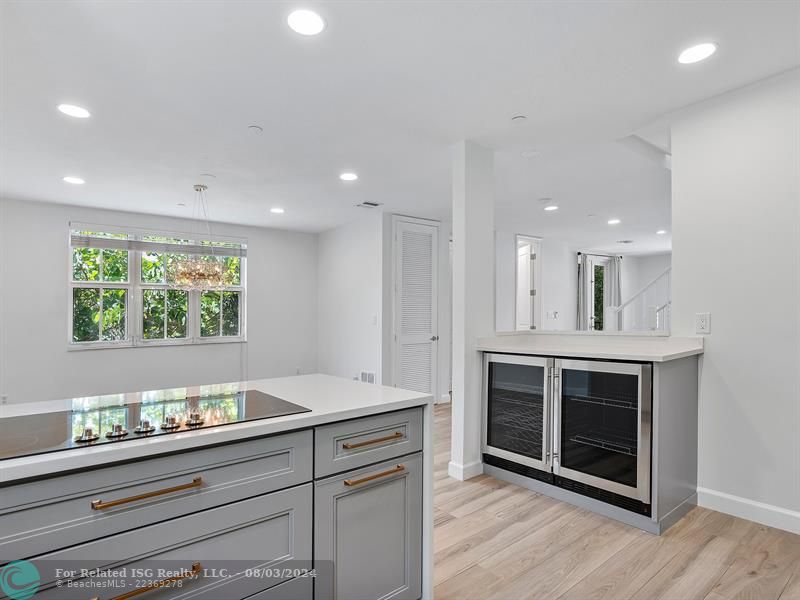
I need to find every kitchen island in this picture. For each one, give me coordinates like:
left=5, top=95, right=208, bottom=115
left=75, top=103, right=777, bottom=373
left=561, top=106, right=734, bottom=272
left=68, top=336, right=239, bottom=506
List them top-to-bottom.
left=0, top=374, right=434, bottom=600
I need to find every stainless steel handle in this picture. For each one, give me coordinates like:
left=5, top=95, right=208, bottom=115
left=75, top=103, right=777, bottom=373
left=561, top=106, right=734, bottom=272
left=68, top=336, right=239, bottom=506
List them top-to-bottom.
left=552, top=367, right=562, bottom=473
left=342, top=431, right=403, bottom=449
left=344, top=464, right=405, bottom=487
left=90, top=477, right=202, bottom=510
left=92, top=562, right=202, bottom=600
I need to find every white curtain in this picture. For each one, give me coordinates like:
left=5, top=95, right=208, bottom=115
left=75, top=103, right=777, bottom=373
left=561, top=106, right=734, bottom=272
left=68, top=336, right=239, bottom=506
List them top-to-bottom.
left=576, top=254, right=591, bottom=330
left=606, top=256, right=623, bottom=331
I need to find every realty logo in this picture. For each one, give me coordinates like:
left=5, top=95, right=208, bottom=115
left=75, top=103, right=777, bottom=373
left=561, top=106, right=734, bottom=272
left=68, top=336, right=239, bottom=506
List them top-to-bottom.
left=0, top=560, right=40, bottom=600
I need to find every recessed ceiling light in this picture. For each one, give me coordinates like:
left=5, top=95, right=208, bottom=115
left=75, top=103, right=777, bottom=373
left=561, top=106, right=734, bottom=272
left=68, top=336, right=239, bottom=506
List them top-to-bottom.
left=287, top=9, right=325, bottom=35
left=678, top=42, right=717, bottom=64
left=57, top=104, right=90, bottom=118
left=511, top=115, right=527, bottom=122
left=247, top=125, right=263, bottom=134
left=339, top=172, right=358, bottom=181
left=199, top=173, right=216, bottom=179
left=62, top=176, right=85, bottom=185
left=544, top=205, right=559, bottom=212
left=270, top=207, right=285, bottom=214
left=608, top=218, right=621, bottom=225
left=656, top=229, right=667, bottom=235
left=617, top=240, right=634, bottom=244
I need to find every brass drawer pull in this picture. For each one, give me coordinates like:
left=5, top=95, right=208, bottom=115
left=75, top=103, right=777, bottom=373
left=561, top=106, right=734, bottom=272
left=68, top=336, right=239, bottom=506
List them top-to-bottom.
left=342, top=431, right=404, bottom=450
left=344, top=464, right=405, bottom=487
left=90, top=477, right=203, bottom=510
left=92, top=562, right=202, bottom=600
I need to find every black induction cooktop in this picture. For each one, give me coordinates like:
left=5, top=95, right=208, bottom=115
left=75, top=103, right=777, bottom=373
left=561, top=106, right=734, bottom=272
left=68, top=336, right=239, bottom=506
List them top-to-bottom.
left=0, top=390, right=310, bottom=461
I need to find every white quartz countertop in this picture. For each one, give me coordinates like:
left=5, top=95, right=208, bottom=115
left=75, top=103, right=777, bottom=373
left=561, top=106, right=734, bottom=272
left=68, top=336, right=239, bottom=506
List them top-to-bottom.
left=477, top=333, right=704, bottom=362
left=0, top=374, right=432, bottom=483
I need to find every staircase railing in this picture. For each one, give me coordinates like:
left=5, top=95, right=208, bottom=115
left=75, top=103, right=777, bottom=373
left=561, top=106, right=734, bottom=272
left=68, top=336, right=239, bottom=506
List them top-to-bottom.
left=605, top=267, right=671, bottom=332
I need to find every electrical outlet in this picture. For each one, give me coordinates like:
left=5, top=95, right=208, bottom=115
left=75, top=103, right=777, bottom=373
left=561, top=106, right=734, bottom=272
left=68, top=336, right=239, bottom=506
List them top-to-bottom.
left=695, top=312, right=711, bottom=334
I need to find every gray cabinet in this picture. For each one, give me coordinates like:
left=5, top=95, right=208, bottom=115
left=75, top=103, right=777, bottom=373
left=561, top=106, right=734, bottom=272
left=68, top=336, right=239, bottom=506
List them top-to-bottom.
left=1, top=405, right=427, bottom=600
left=314, top=408, right=423, bottom=479
left=1, top=430, right=312, bottom=562
left=314, top=453, right=422, bottom=600
left=30, top=483, right=313, bottom=599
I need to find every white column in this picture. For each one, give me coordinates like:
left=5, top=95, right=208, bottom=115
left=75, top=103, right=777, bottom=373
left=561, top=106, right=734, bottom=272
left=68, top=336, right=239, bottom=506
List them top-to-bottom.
left=449, top=140, right=494, bottom=481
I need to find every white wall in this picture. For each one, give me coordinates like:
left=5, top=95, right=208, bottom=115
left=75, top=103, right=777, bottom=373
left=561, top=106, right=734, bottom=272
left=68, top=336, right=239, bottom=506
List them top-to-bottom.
left=671, top=70, right=800, bottom=532
left=0, top=197, right=318, bottom=404
left=317, top=212, right=383, bottom=382
left=321, top=212, right=452, bottom=402
left=437, top=222, right=452, bottom=401
left=495, top=231, right=577, bottom=331
left=631, top=253, right=671, bottom=293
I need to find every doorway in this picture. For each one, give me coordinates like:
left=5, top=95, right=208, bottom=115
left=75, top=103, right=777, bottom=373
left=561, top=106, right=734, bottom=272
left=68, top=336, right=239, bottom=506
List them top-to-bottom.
left=392, top=216, right=440, bottom=395
left=514, top=235, right=542, bottom=331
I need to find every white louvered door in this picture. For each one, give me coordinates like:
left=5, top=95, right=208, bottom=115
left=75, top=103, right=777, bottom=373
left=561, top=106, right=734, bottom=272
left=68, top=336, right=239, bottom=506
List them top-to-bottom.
left=394, top=219, right=438, bottom=395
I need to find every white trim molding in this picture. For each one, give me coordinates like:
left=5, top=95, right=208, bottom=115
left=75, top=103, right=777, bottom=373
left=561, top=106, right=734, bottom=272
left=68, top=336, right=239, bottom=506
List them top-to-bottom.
left=448, top=459, right=483, bottom=481
left=697, top=487, right=800, bottom=535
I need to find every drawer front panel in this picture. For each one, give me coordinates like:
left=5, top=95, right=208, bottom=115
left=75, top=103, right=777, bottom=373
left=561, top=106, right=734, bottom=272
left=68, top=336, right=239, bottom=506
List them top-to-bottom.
left=314, top=408, right=422, bottom=478
left=0, top=430, right=312, bottom=562
left=314, top=454, right=422, bottom=600
left=28, top=484, right=312, bottom=600
left=246, top=576, right=312, bottom=600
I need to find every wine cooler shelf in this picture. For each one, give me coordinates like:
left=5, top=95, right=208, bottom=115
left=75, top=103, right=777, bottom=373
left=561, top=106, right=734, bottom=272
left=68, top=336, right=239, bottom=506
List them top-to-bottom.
left=564, top=393, right=638, bottom=411
left=569, top=428, right=638, bottom=456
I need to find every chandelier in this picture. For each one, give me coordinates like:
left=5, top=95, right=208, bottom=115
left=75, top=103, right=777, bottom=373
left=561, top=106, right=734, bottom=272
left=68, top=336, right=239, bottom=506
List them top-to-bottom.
left=166, top=184, right=225, bottom=291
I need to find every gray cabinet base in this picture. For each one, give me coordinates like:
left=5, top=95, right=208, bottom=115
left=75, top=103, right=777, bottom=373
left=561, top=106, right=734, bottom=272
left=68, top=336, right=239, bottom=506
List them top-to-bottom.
left=483, top=464, right=696, bottom=535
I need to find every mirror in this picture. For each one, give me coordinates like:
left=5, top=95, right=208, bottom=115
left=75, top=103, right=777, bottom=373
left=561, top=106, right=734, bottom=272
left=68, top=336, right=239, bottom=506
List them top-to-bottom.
left=494, top=139, right=671, bottom=334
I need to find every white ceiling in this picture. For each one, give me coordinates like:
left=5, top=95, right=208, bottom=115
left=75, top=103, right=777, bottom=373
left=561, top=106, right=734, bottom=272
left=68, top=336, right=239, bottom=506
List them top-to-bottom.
left=1, top=1, right=798, bottom=237
left=495, top=140, right=672, bottom=255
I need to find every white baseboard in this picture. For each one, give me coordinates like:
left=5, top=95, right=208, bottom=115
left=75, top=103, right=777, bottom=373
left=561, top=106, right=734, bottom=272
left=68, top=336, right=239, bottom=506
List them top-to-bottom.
left=448, top=460, right=483, bottom=481
left=697, top=487, right=800, bottom=535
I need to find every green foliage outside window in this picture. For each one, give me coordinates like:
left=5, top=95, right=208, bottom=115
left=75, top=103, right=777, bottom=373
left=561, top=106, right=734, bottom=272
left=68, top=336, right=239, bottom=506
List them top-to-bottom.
left=71, top=236, right=243, bottom=344
left=72, top=247, right=128, bottom=282
left=593, top=265, right=604, bottom=331
left=72, top=288, right=127, bottom=342
left=142, top=289, right=188, bottom=339
left=201, top=290, right=240, bottom=337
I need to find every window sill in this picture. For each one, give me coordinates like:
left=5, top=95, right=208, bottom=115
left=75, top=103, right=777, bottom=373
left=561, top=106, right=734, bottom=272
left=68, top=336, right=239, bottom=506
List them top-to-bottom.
left=68, top=338, right=247, bottom=351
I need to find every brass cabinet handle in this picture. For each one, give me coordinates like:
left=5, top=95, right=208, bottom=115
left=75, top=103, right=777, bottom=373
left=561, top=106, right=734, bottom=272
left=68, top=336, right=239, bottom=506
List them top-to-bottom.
left=342, top=431, right=404, bottom=450
left=344, top=464, right=405, bottom=487
left=90, top=477, right=203, bottom=510
left=91, top=562, right=202, bottom=600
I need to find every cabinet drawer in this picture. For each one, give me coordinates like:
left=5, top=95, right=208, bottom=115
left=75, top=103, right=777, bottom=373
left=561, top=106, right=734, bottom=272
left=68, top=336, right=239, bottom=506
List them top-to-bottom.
left=314, top=408, right=422, bottom=478
left=0, top=430, right=312, bottom=562
left=314, top=453, right=422, bottom=600
left=28, top=483, right=312, bottom=599
left=246, top=576, right=312, bottom=599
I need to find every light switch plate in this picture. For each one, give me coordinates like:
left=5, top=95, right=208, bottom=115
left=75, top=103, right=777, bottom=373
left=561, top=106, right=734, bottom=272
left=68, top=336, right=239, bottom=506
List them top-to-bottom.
left=695, top=312, right=711, bottom=334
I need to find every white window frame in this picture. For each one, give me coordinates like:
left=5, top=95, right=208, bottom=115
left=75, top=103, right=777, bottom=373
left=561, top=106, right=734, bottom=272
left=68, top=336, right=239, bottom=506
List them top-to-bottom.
left=68, top=225, right=247, bottom=350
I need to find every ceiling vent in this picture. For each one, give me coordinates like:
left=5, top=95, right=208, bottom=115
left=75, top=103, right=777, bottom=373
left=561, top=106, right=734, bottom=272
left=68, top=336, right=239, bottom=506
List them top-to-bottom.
left=356, top=201, right=382, bottom=209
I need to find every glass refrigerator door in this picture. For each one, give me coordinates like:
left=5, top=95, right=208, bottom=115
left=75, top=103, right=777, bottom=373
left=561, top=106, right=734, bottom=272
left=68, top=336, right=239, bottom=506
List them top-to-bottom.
left=486, top=358, right=548, bottom=467
left=556, top=361, right=650, bottom=502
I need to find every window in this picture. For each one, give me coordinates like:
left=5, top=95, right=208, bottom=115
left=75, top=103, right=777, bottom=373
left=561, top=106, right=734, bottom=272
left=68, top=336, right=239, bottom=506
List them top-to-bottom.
left=69, top=228, right=246, bottom=348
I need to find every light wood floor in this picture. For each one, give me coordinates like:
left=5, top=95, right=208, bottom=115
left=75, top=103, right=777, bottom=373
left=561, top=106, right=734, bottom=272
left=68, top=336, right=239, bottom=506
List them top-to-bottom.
left=433, top=403, right=800, bottom=600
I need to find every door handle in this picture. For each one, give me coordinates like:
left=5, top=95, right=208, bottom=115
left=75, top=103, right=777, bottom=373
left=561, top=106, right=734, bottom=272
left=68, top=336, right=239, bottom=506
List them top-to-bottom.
left=430, top=336, right=439, bottom=341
